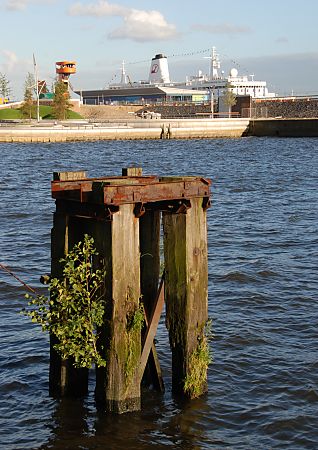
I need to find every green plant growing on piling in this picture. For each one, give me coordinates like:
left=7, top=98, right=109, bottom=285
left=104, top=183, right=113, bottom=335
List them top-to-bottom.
left=23, top=235, right=106, bottom=368
left=124, top=303, right=144, bottom=384
left=184, top=319, right=213, bottom=398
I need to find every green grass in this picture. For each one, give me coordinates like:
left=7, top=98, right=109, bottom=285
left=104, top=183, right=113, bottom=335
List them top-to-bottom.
left=0, top=105, right=83, bottom=120
left=0, top=108, right=22, bottom=119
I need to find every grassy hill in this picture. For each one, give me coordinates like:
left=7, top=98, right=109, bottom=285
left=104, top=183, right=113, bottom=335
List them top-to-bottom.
left=0, top=105, right=82, bottom=120
left=0, top=108, right=22, bottom=119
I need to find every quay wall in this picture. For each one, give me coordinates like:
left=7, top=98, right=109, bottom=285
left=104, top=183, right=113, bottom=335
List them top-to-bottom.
left=2, top=117, right=318, bottom=142
left=249, top=118, right=318, bottom=137
left=0, top=119, right=250, bottom=143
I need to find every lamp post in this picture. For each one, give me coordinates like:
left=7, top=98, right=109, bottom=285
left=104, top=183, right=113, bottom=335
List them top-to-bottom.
left=33, top=54, right=45, bottom=122
left=209, top=87, right=214, bottom=118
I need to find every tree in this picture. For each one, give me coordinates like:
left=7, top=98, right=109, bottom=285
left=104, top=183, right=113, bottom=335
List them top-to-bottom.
left=21, top=72, right=35, bottom=119
left=0, top=73, right=11, bottom=101
left=52, top=81, right=72, bottom=120
left=223, top=83, right=237, bottom=118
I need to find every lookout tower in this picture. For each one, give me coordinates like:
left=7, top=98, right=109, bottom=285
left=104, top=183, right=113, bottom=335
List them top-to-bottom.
left=55, top=61, right=76, bottom=85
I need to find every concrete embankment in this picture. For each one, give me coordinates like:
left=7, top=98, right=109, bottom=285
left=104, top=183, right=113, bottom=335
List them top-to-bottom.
left=0, top=118, right=250, bottom=142
left=249, top=118, right=318, bottom=137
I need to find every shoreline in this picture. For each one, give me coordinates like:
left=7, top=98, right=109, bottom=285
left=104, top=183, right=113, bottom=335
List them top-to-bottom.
left=0, top=118, right=317, bottom=142
left=0, top=118, right=249, bottom=142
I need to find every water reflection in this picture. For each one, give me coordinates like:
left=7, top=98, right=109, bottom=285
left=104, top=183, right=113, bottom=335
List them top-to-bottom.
left=39, top=384, right=215, bottom=449
left=40, top=397, right=90, bottom=449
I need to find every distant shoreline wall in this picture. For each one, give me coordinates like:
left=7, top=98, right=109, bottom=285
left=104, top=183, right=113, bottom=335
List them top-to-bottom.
left=252, top=98, right=318, bottom=119
left=1, top=118, right=318, bottom=142
left=249, top=118, right=318, bottom=137
left=0, top=119, right=250, bottom=142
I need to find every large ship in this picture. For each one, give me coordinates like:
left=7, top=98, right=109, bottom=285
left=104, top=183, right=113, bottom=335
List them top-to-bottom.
left=109, top=47, right=275, bottom=99
left=77, top=48, right=275, bottom=105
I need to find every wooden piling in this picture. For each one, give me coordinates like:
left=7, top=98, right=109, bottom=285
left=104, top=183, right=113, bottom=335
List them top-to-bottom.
left=122, top=167, right=164, bottom=391
left=122, top=167, right=143, bottom=177
left=49, top=169, right=211, bottom=410
left=50, top=171, right=89, bottom=397
left=163, top=197, right=209, bottom=397
left=94, top=204, right=141, bottom=413
left=140, top=209, right=164, bottom=391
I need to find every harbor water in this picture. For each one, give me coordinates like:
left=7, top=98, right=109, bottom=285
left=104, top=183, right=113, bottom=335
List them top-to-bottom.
left=0, top=137, right=317, bottom=449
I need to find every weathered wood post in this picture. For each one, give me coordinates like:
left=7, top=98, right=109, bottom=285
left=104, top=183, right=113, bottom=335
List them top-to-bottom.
left=122, top=168, right=164, bottom=391
left=49, top=169, right=211, bottom=410
left=50, top=171, right=89, bottom=397
left=163, top=196, right=209, bottom=398
left=94, top=202, right=141, bottom=413
left=139, top=207, right=163, bottom=391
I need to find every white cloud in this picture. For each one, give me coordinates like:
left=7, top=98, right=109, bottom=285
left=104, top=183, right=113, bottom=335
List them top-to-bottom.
left=4, top=0, right=54, bottom=11
left=5, top=0, right=27, bottom=10
left=69, top=0, right=126, bottom=16
left=68, top=1, right=178, bottom=42
left=109, top=9, right=177, bottom=42
left=192, top=23, right=252, bottom=35
left=275, top=36, right=289, bottom=44
left=0, top=50, right=33, bottom=79
left=0, top=50, right=25, bottom=98
left=0, top=50, right=54, bottom=99
left=1, top=50, right=19, bottom=72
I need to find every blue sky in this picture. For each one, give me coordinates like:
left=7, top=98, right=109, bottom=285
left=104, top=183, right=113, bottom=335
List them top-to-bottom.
left=1, top=0, right=318, bottom=98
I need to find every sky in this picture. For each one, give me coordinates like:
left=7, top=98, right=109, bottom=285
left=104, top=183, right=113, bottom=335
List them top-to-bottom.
left=1, top=0, right=318, bottom=99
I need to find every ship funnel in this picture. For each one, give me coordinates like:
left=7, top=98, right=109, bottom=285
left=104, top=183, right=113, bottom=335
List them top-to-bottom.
left=148, top=54, right=170, bottom=84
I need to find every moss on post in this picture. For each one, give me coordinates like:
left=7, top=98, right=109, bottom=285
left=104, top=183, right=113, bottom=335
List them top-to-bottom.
left=163, top=197, right=209, bottom=398
left=94, top=204, right=141, bottom=413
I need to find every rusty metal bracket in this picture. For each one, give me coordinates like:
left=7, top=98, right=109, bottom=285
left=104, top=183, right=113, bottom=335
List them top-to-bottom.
left=202, top=197, right=211, bottom=211
left=174, top=199, right=191, bottom=214
left=134, top=202, right=146, bottom=218
left=104, top=206, right=120, bottom=220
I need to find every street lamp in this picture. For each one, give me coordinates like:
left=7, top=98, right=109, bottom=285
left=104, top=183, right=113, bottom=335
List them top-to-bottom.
left=33, top=54, right=45, bottom=122
left=209, top=87, right=214, bottom=118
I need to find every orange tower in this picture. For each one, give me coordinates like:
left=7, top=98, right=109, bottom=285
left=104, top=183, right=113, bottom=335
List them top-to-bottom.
left=55, top=61, right=76, bottom=84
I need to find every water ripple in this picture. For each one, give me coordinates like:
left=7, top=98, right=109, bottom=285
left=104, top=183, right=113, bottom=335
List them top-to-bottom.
left=0, top=138, right=318, bottom=449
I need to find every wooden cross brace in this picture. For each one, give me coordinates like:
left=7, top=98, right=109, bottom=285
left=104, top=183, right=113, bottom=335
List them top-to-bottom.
left=139, top=274, right=165, bottom=392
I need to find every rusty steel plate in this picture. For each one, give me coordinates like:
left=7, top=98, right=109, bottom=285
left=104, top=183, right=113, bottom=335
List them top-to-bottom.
left=52, top=176, right=211, bottom=205
left=102, top=179, right=211, bottom=205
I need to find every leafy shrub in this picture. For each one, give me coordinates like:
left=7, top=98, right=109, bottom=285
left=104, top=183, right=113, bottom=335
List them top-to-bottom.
left=23, top=235, right=106, bottom=368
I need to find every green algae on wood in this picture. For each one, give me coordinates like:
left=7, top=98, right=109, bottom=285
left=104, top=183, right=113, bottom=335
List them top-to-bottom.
left=163, top=197, right=209, bottom=398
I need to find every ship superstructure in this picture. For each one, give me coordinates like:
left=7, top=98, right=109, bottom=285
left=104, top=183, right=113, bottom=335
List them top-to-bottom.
left=78, top=47, right=275, bottom=105
left=108, top=47, right=275, bottom=99
left=178, top=47, right=275, bottom=98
